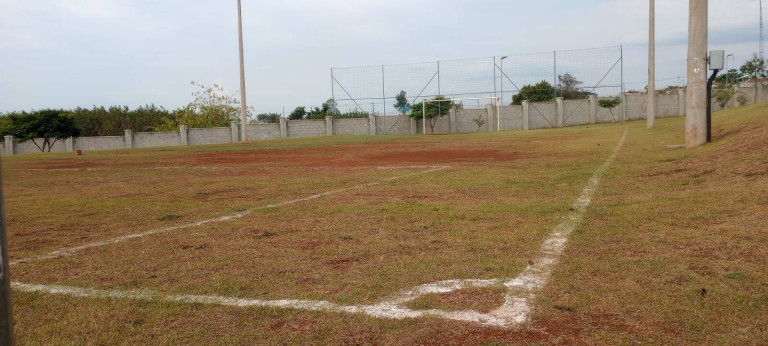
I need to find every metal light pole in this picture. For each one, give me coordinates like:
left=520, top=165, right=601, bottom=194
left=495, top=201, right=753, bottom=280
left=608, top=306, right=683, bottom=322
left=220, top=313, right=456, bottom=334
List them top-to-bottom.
left=237, top=0, right=248, bottom=142
left=648, top=0, right=656, bottom=129
left=686, top=0, right=708, bottom=148
left=500, top=56, right=508, bottom=105
left=0, top=158, right=14, bottom=345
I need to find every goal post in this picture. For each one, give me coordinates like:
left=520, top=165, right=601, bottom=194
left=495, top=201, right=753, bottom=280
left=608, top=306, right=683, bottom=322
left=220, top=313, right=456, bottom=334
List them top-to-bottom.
left=421, top=96, right=501, bottom=134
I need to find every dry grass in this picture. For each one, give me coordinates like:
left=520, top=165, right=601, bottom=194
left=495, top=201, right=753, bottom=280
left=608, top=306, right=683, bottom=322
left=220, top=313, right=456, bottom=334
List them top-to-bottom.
left=4, top=104, right=767, bottom=344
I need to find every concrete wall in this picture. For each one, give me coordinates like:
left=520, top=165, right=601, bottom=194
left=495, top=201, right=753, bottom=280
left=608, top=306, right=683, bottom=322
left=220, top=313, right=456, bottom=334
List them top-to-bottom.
left=563, top=100, right=590, bottom=126
left=528, top=103, right=557, bottom=129
left=498, top=105, right=524, bottom=131
left=455, top=108, right=490, bottom=132
left=376, top=115, right=411, bottom=135
left=333, top=118, right=369, bottom=136
left=287, top=120, right=326, bottom=138
left=247, top=123, right=281, bottom=140
left=188, top=127, right=231, bottom=146
left=134, top=131, right=180, bottom=148
left=74, top=136, right=125, bottom=151
left=14, top=139, right=67, bottom=154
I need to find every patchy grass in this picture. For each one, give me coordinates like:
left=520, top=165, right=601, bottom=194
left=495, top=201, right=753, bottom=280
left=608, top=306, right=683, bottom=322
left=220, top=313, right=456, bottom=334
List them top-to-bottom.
left=4, top=104, right=767, bottom=344
left=406, top=286, right=508, bottom=314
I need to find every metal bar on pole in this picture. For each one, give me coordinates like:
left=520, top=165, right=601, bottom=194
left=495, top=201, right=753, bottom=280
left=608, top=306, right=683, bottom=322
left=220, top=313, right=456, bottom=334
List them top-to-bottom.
left=237, top=0, right=248, bottom=142
left=648, top=0, right=656, bottom=129
left=621, top=45, right=626, bottom=122
left=553, top=51, right=558, bottom=99
left=493, top=56, right=497, bottom=101
left=382, top=65, right=386, bottom=116
left=331, top=68, right=335, bottom=103
left=0, top=157, right=14, bottom=346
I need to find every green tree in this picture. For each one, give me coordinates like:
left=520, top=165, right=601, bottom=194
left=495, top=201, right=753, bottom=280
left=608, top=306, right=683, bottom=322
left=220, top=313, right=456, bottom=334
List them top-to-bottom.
left=739, top=54, right=767, bottom=79
left=715, top=69, right=746, bottom=86
left=557, top=73, right=592, bottom=99
left=512, top=80, right=555, bottom=105
left=156, top=81, right=243, bottom=131
left=713, top=87, right=736, bottom=109
left=393, top=90, right=409, bottom=114
left=409, top=95, right=458, bottom=133
left=598, top=98, right=622, bottom=122
left=288, top=106, right=307, bottom=120
left=9, top=109, right=81, bottom=152
left=256, top=113, right=280, bottom=123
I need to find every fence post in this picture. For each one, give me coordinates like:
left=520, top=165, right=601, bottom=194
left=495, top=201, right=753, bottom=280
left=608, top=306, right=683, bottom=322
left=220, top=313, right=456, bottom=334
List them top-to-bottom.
left=758, top=82, right=764, bottom=103
left=678, top=88, right=686, bottom=116
left=589, top=95, right=597, bottom=124
left=556, top=97, right=564, bottom=127
left=522, top=101, right=530, bottom=130
left=449, top=107, right=457, bottom=133
left=368, top=113, right=376, bottom=135
left=325, top=116, right=333, bottom=136
left=410, top=117, right=417, bottom=135
left=280, top=118, right=288, bottom=138
left=230, top=121, right=240, bottom=143
left=179, top=125, right=188, bottom=146
left=124, top=130, right=133, bottom=149
left=3, top=136, right=12, bottom=156
left=64, top=137, right=74, bottom=152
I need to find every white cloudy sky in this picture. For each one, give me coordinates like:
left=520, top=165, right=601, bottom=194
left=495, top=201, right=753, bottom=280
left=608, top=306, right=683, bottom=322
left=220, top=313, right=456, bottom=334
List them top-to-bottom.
left=0, top=0, right=763, bottom=114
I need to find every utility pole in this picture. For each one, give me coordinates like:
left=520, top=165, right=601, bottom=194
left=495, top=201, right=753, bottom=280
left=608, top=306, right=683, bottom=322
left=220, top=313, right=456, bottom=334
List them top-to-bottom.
left=237, top=0, right=248, bottom=142
left=648, top=0, right=656, bottom=129
left=686, top=0, right=708, bottom=148
left=760, top=0, right=764, bottom=61
left=0, top=158, right=14, bottom=345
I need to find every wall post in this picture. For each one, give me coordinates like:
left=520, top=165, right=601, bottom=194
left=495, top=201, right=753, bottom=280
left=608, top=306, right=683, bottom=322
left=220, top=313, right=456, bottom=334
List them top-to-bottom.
left=758, top=82, right=764, bottom=103
left=678, top=88, right=686, bottom=116
left=588, top=94, right=597, bottom=124
left=556, top=97, right=564, bottom=127
left=522, top=100, right=530, bottom=130
left=485, top=104, right=495, bottom=132
left=449, top=107, right=457, bottom=133
left=368, top=113, right=376, bottom=135
left=325, top=116, right=334, bottom=136
left=410, top=117, right=417, bottom=135
left=279, top=118, right=288, bottom=138
left=230, top=122, right=240, bottom=143
left=179, top=125, right=188, bottom=146
left=124, top=129, right=133, bottom=149
left=3, top=136, right=13, bottom=156
left=64, top=137, right=74, bottom=152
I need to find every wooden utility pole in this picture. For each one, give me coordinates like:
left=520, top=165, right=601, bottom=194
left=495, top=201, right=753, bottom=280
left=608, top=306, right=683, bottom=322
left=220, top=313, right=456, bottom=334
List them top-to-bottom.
left=237, top=0, right=248, bottom=142
left=648, top=0, right=656, bottom=129
left=686, top=0, right=708, bottom=148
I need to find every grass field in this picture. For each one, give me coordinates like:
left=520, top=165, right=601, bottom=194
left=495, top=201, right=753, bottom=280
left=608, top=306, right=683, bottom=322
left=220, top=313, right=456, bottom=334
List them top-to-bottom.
left=3, top=104, right=767, bottom=344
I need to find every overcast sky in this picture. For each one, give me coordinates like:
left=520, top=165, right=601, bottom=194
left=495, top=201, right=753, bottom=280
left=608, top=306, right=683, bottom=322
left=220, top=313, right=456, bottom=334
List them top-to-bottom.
left=0, top=0, right=764, bottom=114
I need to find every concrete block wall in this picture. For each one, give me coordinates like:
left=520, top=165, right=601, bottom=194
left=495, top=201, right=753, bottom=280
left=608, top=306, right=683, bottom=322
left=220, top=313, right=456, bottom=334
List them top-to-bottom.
left=623, top=94, right=645, bottom=120
left=657, top=94, right=679, bottom=117
left=563, top=100, right=590, bottom=126
left=528, top=103, right=557, bottom=129
left=498, top=105, right=524, bottom=131
left=455, top=109, right=490, bottom=132
left=375, top=115, right=411, bottom=135
left=333, top=118, right=369, bottom=136
left=287, top=119, right=326, bottom=138
left=247, top=123, right=280, bottom=140
left=188, top=127, right=231, bottom=146
left=134, top=131, right=180, bottom=148
left=74, top=136, right=125, bottom=151
left=14, top=139, right=67, bottom=154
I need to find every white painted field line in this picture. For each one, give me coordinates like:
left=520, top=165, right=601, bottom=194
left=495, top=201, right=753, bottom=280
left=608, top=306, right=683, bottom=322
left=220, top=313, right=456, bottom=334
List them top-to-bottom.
left=11, top=129, right=627, bottom=328
left=9, top=165, right=449, bottom=266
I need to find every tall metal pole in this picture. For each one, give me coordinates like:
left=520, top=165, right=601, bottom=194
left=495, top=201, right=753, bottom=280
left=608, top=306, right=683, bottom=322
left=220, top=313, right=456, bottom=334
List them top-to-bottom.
left=237, top=0, right=248, bottom=142
left=648, top=0, right=656, bottom=129
left=686, top=0, right=708, bottom=148
left=621, top=45, right=626, bottom=122
left=553, top=51, right=558, bottom=99
left=493, top=56, right=497, bottom=101
left=500, top=56, right=507, bottom=106
left=437, top=61, right=441, bottom=96
left=382, top=65, right=386, bottom=116
left=331, top=68, right=335, bottom=103
left=0, top=158, right=15, bottom=345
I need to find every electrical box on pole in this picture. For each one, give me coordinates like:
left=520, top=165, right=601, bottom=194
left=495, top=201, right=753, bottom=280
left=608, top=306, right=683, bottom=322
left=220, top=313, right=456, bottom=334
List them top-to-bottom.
left=709, top=50, right=725, bottom=70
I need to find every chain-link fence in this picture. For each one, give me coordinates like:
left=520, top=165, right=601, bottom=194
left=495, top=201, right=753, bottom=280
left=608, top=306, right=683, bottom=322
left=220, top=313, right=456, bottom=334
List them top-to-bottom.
left=331, top=45, right=624, bottom=115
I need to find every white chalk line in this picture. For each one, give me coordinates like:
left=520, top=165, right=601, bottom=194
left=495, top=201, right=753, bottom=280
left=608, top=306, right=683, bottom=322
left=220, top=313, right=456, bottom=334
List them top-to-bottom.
left=11, top=129, right=627, bottom=328
left=9, top=165, right=449, bottom=266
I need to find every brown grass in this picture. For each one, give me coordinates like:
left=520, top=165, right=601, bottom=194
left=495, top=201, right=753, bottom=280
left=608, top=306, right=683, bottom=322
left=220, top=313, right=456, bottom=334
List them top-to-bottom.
left=4, top=104, right=767, bottom=344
